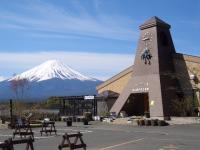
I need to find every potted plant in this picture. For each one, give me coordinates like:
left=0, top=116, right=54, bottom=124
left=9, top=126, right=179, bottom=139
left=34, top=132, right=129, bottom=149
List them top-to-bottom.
left=99, top=111, right=109, bottom=121
left=84, top=112, right=92, bottom=121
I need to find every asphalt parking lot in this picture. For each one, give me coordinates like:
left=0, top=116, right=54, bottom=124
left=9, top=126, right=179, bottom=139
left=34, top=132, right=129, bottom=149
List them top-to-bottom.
left=0, top=121, right=200, bottom=150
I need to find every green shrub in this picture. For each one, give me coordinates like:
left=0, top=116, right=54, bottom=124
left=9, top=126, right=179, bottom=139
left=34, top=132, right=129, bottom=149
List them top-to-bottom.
left=83, top=112, right=92, bottom=121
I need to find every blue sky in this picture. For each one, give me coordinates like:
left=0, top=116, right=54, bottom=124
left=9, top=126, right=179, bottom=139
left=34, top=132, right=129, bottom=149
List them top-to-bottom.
left=0, top=0, right=200, bottom=81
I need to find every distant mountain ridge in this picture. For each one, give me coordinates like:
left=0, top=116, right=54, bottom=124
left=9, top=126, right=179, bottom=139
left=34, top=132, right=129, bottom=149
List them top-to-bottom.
left=0, top=60, right=102, bottom=101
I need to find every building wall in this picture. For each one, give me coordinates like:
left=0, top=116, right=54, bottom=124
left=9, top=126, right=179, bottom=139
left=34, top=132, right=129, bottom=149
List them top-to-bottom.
left=174, top=54, right=200, bottom=91
left=175, top=54, right=200, bottom=107
left=97, top=67, right=132, bottom=94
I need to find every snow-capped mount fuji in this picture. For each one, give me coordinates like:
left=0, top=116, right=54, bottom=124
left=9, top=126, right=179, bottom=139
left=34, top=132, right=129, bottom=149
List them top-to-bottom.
left=0, top=60, right=102, bottom=101
left=10, top=60, right=97, bottom=82
left=0, top=76, right=5, bottom=82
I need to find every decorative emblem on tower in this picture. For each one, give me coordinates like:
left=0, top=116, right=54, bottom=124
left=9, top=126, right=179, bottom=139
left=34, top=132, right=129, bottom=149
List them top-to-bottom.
left=141, top=32, right=153, bottom=65
left=141, top=48, right=152, bottom=64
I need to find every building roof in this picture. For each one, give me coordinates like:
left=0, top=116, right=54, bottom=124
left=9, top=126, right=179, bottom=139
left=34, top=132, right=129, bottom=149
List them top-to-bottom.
left=140, top=16, right=171, bottom=30
left=174, top=53, right=200, bottom=63
left=96, top=66, right=133, bottom=90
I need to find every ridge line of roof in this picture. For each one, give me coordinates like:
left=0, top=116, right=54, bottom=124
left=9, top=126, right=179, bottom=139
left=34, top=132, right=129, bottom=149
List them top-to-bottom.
left=175, top=53, right=200, bottom=63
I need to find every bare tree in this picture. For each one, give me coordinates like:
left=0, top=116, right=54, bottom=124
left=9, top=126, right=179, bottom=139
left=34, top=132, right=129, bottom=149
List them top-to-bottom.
left=10, top=77, right=29, bottom=100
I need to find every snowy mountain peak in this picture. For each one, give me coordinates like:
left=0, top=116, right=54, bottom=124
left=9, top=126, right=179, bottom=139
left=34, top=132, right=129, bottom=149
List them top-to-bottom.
left=10, top=60, right=97, bottom=82
left=0, top=76, right=6, bottom=82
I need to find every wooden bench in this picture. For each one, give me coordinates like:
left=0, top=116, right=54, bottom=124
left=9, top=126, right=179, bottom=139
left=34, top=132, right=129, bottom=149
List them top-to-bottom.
left=13, top=118, right=34, bottom=139
left=40, top=121, right=57, bottom=136
left=58, top=132, right=86, bottom=150
left=0, top=136, right=34, bottom=150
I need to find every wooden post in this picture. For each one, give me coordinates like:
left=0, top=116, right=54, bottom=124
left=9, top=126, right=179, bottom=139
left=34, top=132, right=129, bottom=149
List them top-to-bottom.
left=95, top=98, right=97, bottom=116
left=10, top=99, right=13, bottom=128
left=63, top=99, right=66, bottom=115
left=73, top=99, right=76, bottom=117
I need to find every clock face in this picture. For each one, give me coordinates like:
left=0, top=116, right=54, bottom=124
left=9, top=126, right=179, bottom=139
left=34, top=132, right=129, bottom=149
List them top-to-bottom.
left=142, top=32, right=153, bottom=47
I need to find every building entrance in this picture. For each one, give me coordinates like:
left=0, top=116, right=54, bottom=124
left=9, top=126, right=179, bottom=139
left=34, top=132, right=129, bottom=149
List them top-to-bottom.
left=121, top=93, right=149, bottom=116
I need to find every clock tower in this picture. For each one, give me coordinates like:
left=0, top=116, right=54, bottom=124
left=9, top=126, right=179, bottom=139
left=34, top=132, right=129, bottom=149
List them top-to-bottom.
left=110, top=16, right=180, bottom=119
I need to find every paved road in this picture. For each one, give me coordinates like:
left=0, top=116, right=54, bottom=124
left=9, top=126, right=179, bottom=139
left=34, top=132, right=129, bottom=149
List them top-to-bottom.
left=0, top=122, right=200, bottom=150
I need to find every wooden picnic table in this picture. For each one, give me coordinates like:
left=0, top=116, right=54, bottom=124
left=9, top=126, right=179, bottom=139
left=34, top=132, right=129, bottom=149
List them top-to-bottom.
left=13, top=118, right=34, bottom=139
left=40, top=121, right=57, bottom=136
left=58, top=132, right=86, bottom=150
left=0, top=136, right=34, bottom=150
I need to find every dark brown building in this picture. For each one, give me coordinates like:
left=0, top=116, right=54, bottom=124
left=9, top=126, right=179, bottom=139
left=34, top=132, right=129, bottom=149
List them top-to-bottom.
left=97, top=17, right=200, bottom=119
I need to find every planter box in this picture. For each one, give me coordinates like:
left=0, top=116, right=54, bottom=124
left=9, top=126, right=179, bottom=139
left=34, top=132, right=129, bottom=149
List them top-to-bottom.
left=76, top=118, right=81, bottom=122
left=138, top=119, right=145, bottom=126
left=151, top=119, right=158, bottom=126
left=145, top=120, right=151, bottom=126
left=158, top=120, right=167, bottom=126
left=66, top=121, right=72, bottom=127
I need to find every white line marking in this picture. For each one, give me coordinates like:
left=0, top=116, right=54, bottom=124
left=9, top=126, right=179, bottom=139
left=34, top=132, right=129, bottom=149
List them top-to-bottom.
left=56, top=128, right=92, bottom=132
left=133, top=130, right=169, bottom=135
left=99, top=138, right=144, bottom=150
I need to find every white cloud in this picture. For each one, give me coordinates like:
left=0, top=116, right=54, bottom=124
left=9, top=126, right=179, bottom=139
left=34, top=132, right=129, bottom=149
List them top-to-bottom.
left=0, top=0, right=138, bottom=41
left=0, top=51, right=134, bottom=81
